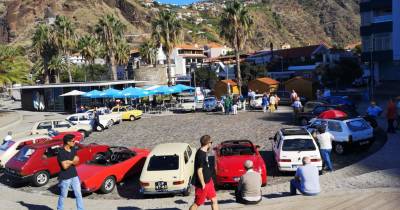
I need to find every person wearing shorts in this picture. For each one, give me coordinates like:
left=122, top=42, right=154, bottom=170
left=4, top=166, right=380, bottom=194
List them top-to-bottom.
left=190, top=135, right=219, bottom=210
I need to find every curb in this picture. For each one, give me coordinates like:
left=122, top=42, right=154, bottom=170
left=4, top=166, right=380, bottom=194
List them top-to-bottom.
left=0, top=110, right=23, bottom=132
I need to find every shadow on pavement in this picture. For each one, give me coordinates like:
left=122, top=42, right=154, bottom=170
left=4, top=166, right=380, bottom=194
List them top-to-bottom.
left=263, top=192, right=292, bottom=199
left=17, top=201, right=53, bottom=210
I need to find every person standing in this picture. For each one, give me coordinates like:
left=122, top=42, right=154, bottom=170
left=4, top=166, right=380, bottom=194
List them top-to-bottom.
left=290, top=90, right=298, bottom=103
left=261, top=93, right=269, bottom=113
left=269, top=94, right=276, bottom=112
left=274, top=94, right=280, bottom=110
left=224, top=96, right=232, bottom=115
left=232, top=97, right=238, bottom=115
left=292, top=97, right=303, bottom=123
left=386, top=98, right=397, bottom=133
left=367, top=101, right=383, bottom=119
left=316, top=126, right=334, bottom=172
left=3, top=131, right=12, bottom=144
left=57, top=134, right=84, bottom=210
left=190, top=135, right=219, bottom=210
left=290, top=157, right=320, bottom=196
left=235, top=160, right=262, bottom=204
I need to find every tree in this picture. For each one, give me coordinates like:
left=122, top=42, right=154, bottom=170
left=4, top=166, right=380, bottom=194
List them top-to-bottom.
left=220, top=0, right=253, bottom=95
left=152, top=10, right=182, bottom=86
left=95, top=14, right=126, bottom=81
left=53, top=16, right=76, bottom=83
left=32, top=24, right=57, bottom=84
left=78, top=35, right=98, bottom=81
left=139, top=39, right=157, bottom=66
left=0, top=45, right=30, bottom=87
left=48, top=55, right=67, bottom=83
left=193, top=67, right=218, bottom=88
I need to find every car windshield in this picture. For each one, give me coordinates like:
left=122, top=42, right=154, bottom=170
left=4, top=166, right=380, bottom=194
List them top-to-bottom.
left=181, top=98, right=194, bottom=103
left=346, top=119, right=370, bottom=132
left=282, top=139, right=316, bottom=151
left=0, top=141, right=15, bottom=151
left=220, top=145, right=255, bottom=156
left=15, top=147, right=35, bottom=162
left=147, top=155, right=179, bottom=171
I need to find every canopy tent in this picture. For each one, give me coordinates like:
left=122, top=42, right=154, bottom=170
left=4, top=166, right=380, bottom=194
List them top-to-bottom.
left=174, top=84, right=195, bottom=91
left=143, top=85, right=174, bottom=95
left=121, top=87, right=152, bottom=98
left=99, top=88, right=123, bottom=98
left=59, top=90, right=86, bottom=97
left=83, top=90, right=103, bottom=99
left=318, top=110, right=347, bottom=119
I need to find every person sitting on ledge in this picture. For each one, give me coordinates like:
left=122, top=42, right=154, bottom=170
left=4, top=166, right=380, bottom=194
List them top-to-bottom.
left=290, top=156, right=320, bottom=196
left=235, top=160, right=262, bottom=204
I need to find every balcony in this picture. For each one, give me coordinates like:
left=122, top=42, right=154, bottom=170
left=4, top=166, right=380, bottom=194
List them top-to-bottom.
left=372, top=15, right=392, bottom=23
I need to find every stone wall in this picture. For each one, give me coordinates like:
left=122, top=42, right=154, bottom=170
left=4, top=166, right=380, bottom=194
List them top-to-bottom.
left=134, top=65, right=167, bottom=85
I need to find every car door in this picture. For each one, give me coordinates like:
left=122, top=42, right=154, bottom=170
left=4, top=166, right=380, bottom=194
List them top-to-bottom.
left=68, top=115, right=79, bottom=125
left=53, top=120, right=72, bottom=132
left=326, top=120, right=347, bottom=142
left=35, top=121, right=53, bottom=134
left=43, top=145, right=61, bottom=175
left=185, top=146, right=195, bottom=182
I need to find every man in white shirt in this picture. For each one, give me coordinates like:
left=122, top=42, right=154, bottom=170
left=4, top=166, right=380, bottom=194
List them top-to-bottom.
left=290, top=90, right=298, bottom=103
left=316, top=126, right=334, bottom=172
left=3, top=131, right=12, bottom=144
left=290, top=156, right=320, bottom=196
left=235, top=160, right=262, bottom=204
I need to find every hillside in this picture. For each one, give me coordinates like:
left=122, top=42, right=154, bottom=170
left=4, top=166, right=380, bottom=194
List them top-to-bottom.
left=0, top=0, right=360, bottom=51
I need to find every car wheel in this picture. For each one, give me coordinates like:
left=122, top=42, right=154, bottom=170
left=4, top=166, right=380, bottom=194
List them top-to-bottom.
left=130, top=115, right=135, bottom=121
left=300, top=118, right=308, bottom=126
left=107, top=120, right=114, bottom=128
left=96, top=125, right=104, bottom=132
left=333, top=142, right=346, bottom=155
left=32, top=171, right=49, bottom=187
left=100, top=176, right=116, bottom=194
left=183, top=178, right=192, bottom=196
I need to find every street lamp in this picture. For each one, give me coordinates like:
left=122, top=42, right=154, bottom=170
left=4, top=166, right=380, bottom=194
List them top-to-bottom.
left=369, top=35, right=375, bottom=100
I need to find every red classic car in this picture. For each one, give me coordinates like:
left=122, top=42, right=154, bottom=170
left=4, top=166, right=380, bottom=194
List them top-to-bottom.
left=48, top=130, right=84, bottom=142
left=4, top=140, right=108, bottom=187
left=214, top=140, right=267, bottom=187
left=77, top=146, right=149, bottom=194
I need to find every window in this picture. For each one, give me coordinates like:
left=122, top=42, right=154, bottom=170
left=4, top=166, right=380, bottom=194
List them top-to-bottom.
left=374, top=33, right=392, bottom=51
left=119, top=108, right=127, bottom=112
left=79, top=115, right=89, bottom=121
left=69, top=116, right=78, bottom=122
left=346, top=119, right=370, bottom=132
left=54, top=121, right=71, bottom=128
left=328, top=121, right=343, bottom=132
left=37, top=122, right=52, bottom=130
left=282, top=139, right=316, bottom=151
left=16, top=140, right=34, bottom=150
left=0, top=141, right=15, bottom=151
left=44, top=146, right=60, bottom=158
left=186, top=146, right=192, bottom=158
left=15, top=148, right=35, bottom=162
left=184, top=151, right=189, bottom=164
left=147, top=155, right=179, bottom=171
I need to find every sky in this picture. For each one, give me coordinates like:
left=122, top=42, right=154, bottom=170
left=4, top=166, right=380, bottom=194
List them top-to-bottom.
left=156, top=0, right=199, bottom=5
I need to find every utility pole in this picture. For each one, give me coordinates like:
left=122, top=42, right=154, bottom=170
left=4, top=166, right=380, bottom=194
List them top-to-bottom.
left=370, top=35, right=375, bottom=100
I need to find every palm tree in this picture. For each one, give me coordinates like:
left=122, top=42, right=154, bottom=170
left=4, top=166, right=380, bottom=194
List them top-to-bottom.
left=220, top=0, right=253, bottom=95
left=152, top=10, right=182, bottom=86
left=95, top=14, right=126, bottom=81
left=53, top=16, right=76, bottom=83
left=32, top=24, right=56, bottom=84
left=78, top=35, right=98, bottom=81
left=139, top=40, right=157, bottom=66
left=0, top=45, right=30, bottom=87
left=48, top=55, right=67, bottom=83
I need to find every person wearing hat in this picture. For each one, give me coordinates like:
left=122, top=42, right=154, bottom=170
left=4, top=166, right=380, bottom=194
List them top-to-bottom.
left=57, top=134, right=84, bottom=210
left=235, top=160, right=262, bottom=204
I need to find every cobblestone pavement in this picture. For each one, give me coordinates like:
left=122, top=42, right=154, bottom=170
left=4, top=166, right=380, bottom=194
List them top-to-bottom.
left=0, top=106, right=387, bottom=202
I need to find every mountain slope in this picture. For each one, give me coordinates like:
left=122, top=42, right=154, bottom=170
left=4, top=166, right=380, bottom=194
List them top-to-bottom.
left=0, top=0, right=360, bottom=50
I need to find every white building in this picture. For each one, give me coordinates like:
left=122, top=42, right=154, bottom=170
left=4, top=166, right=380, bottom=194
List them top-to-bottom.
left=204, top=43, right=232, bottom=58
left=171, top=44, right=206, bottom=80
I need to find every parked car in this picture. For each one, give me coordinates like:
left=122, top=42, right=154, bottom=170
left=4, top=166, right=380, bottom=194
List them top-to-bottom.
left=275, top=90, right=307, bottom=105
left=249, top=94, right=263, bottom=109
left=175, top=96, right=196, bottom=112
left=320, top=96, right=355, bottom=108
left=203, top=97, right=219, bottom=112
left=303, top=100, right=328, bottom=113
left=296, top=104, right=358, bottom=126
left=111, top=106, right=143, bottom=121
left=86, top=108, right=122, bottom=125
left=67, top=112, right=116, bottom=132
left=306, top=118, right=374, bottom=155
left=31, top=120, right=92, bottom=137
left=271, top=128, right=322, bottom=172
left=0, top=131, right=82, bottom=168
left=5, top=140, right=108, bottom=187
left=214, top=140, right=267, bottom=187
left=139, top=143, right=195, bottom=196
left=78, top=146, right=149, bottom=194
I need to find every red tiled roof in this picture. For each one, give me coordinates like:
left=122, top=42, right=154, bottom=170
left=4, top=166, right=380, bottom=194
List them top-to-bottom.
left=176, top=43, right=203, bottom=50
left=255, top=77, right=279, bottom=85
left=220, top=79, right=237, bottom=85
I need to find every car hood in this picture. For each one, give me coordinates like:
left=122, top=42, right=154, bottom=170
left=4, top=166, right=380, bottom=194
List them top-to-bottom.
left=216, top=155, right=263, bottom=175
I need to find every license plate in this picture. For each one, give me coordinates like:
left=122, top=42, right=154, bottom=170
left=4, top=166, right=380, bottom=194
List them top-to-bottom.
left=359, top=141, right=369, bottom=145
left=233, top=177, right=240, bottom=182
left=155, top=181, right=168, bottom=191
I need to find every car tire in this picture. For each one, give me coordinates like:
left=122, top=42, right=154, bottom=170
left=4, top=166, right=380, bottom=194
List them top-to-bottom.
left=130, top=115, right=135, bottom=121
left=108, top=120, right=114, bottom=127
left=96, top=125, right=104, bottom=132
left=333, top=142, right=346, bottom=155
left=32, top=171, right=50, bottom=187
left=100, top=176, right=116, bottom=194
left=183, top=178, right=192, bottom=196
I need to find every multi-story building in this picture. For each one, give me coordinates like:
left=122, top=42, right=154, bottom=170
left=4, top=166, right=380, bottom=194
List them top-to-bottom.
left=360, top=0, right=400, bottom=82
left=171, top=44, right=206, bottom=82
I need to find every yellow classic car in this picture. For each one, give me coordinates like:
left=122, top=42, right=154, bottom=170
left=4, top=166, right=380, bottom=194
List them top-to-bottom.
left=111, top=106, right=143, bottom=121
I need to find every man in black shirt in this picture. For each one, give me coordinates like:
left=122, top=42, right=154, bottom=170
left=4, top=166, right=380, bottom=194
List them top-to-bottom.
left=57, top=134, right=84, bottom=210
left=190, top=135, right=219, bottom=210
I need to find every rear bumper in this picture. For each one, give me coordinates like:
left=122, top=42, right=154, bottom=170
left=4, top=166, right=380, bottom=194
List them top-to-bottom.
left=348, top=137, right=374, bottom=147
left=278, top=163, right=323, bottom=172
left=4, top=170, right=32, bottom=181
left=140, top=187, right=186, bottom=195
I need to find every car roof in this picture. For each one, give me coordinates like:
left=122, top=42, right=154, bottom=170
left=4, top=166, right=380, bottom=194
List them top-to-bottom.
left=322, top=117, right=365, bottom=122
left=280, top=128, right=310, bottom=136
left=11, top=135, right=50, bottom=143
left=27, top=140, right=64, bottom=149
left=220, top=140, right=254, bottom=147
left=150, top=143, right=190, bottom=155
